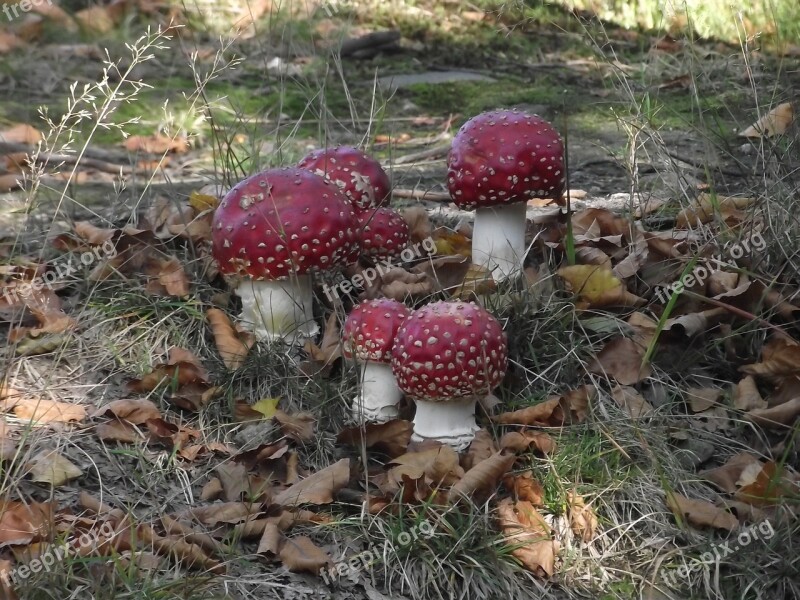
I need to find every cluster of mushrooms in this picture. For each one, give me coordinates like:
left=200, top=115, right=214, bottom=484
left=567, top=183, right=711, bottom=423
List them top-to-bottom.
left=211, top=108, right=565, bottom=450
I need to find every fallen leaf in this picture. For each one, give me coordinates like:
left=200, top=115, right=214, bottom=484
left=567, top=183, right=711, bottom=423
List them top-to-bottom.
left=739, top=102, right=794, bottom=138
left=0, top=123, right=41, bottom=144
left=123, top=133, right=188, bottom=154
left=189, top=191, right=220, bottom=212
left=676, top=194, right=757, bottom=228
left=401, top=207, right=433, bottom=245
left=557, top=265, right=645, bottom=308
left=206, top=308, right=254, bottom=370
left=302, top=312, right=341, bottom=370
left=588, top=337, right=651, bottom=385
left=740, top=338, right=800, bottom=379
left=128, top=347, right=209, bottom=393
left=733, top=375, right=767, bottom=411
left=611, top=385, right=654, bottom=418
left=686, top=387, right=722, bottom=412
left=492, top=397, right=566, bottom=427
left=744, top=397, right=800, bottom=428
left=9, top=398, right=86, bottom=424
left=92, top=398, right=161, bottom=424
left=274, top=410, right=315, bottom=442
left=95, top=420, right=142, bottom=443
left=336, top=420, right=413, bottom=458
left=461, top=429, right=498, bottom=470
left=499, top=431, right=556, bottom=454
left=386, top=446, right=464, bottom=492
left=26, top=450, right=82, bottom=486
left=448, top=451, right=517, bottom=504
left=701, top=453, right=761, bottom=493
left=273, top=459, right=350, bottom=507
left=735, top=460, right=797, bottom=506
left=503, top=471, right=544, bottom=505
left=566, top=490, right=598, bottom=543
left=666, top=492, right=738, bottom=531
left=497, top=499, right=555, bottom=577
left=0, top=500, right=54, bottom=547
left=186, top=502, right=263, bottom=526
left=256, top=522, right=283, bottom=555
left=136, top=524, right=224, bottom=573
left=279, top=535, right=331, bottom=574
left=0, top=557, right=17, bottom=599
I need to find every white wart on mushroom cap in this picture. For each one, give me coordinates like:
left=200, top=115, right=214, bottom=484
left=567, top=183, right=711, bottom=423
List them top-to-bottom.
left=447, top=109, right=565, bottom=280
left=212, top=167, right=359, bottom=342
left=343, top=298, right=410, bottom=422
left=390, top=300, right=507, bottom=449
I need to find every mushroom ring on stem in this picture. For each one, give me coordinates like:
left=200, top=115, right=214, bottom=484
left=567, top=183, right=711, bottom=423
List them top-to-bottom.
left=448, top=109, right=565, bottom=281
left=211, top=167, right=359, bottom=343
left=343, top=298, right=411, bottom=422
left=390, top=300, right=507, bottom=450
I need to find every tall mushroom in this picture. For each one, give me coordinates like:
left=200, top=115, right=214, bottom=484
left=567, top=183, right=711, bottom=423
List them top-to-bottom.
left=447, top=109, right=565, bottom=281
left=297, top=146, right=391, bottom=211
left=212, top=167, right=359, bottom=343
left=343, top=298, right=410, bottom=422
left=390, top=301, right=507, bottom=450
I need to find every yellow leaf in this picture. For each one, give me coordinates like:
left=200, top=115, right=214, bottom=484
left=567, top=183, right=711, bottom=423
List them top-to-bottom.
left=189, top=191, right=220, bottom=212
left=557, top=265, right=645, bottom=307
left=251, top=398, right=280, bottom=419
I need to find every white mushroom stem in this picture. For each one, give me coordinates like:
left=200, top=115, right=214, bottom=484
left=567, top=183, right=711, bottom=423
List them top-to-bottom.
left=471, top=202, right=528, bottom=281
left=236, top=275, right=320, bottom=343
left=352, top=361, right=402, bottom=423
left=411, top=397, right=479, bottom=451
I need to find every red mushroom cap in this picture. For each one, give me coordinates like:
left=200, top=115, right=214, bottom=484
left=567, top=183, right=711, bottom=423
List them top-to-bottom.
left=447, top=109, right=565, bottom=210
left=297, top=146, right=391, bottom=211
left=211, top=167, right=359, bottom=280
left=357, top=207, right=410, bottom=260
left=343, top=298, right=410, bottom=363
left=390, top=301, right=507, bottom=402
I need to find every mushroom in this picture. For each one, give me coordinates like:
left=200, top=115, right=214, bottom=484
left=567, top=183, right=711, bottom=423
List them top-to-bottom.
left=447, top=109, right=565, bottom=280
left=297, top=146, right=391, bottom=211
left=211, top=167, right=359, bottom=343
left=357, top=207, right=409, bottom=262
left=343, top=298, right=411, bottom=422
left=390, top=300, right=507, bottom=450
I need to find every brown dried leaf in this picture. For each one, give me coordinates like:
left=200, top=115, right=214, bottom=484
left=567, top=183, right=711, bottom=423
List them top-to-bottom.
left=739, top=102, right=794, bottom=138
left=0, top=123, right=42, bottom=144
left=124, top=133, right=188, bottom=154
left=676, top=194, right=757, bottom=228
left=401, top=207, right=433, bottom=245
left=372, top=267, right=433, bottom=301
left=206, top=308, right=254, bottom=370
left=303, top=312, right=341, bottom=369
left=588, top=337, right=651, bottom=385
left=740, top=338, right=800, bottom=379
left=128, top=347, right=208, bottom=393
left=733, top=376, right=767, bottom=411
left=611, top=385, right=653, bottom=418
left=686, top=387, right=722, bottom=413
left=492, top=397, right=566, bottom=427
left=744, top=397, right=800, bottom=428
left=11, top=398, right=86, bottom=424
left=92, top=398, right=161, bottom=424
left=274, top=410, right=315, bottom=442
left=95, top=420, right=142, bottom=443
left=336, top=420, right=413, bottom=458
left=0, top=421, right=16, bottom=461
left=461, top=428, right=498, bottom=470
left=499, top=431, right=556, bottom=454
left=387, top=446, right=464, bottom=492
left=26, top=450, right=82, bottom=486
left=448, top=451, right=517, bottom=504
left=700, top=453, right=761, bottom=493
left=273, top=459, right=350, bottom=507
left=735, top=460, right=798, bottom=506
left=503, top=471, right=544, bottom=505
left=566, top=490, right=598, bottom=543
left=666, top=492, right=738, bottom=531
left=497, top=498, right=555, bottom=577
left=0, top=500, right=54, bottom=547
left=186, top=502, right=263, bottom=526
left=257, top=522, right=283, bottom=555
left=137, top=524, right=224, bottom=573
left=279, top=535, right=331, bottom=574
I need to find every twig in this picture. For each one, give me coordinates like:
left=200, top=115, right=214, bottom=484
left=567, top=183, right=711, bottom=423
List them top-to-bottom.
left=0, top=142, right=134, bottom=175
left=392, top=143, right=451, bottom=165
left=392, top=188, right=451, bottom=202
left=682, top=289, right=797, bottom=343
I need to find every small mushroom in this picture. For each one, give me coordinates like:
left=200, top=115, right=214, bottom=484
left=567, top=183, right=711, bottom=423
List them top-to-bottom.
left=448, top=109, right=565, bottom=280
left=297, top=146, right=391, bottom=211
left=211, top=167, right=359, bottom=343
left=357, top=207, right=409, bottom=262
left=343, top=298, right=411, bottom=422
left=390, top=300, right=507, bottom=450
